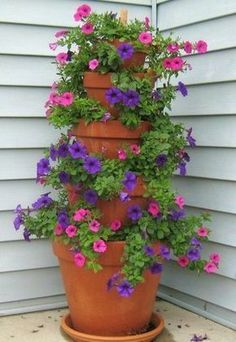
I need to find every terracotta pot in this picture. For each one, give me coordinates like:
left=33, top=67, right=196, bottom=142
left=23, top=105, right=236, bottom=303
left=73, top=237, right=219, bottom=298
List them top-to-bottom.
left=110, top=39, right=147, bottom=69
left=83, top=72, right=156, bottom=116
left=72, top=119, right=151, bottom=159
left=53, top=240, right=162, bottom=336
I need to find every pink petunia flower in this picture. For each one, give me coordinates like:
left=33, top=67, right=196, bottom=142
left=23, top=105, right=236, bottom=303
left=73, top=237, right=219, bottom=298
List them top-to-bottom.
left=77, top=4, right=92, bottom=17
left=74, top=11, right=82, bottom=21
left=144, top=17, right=150, bottom=29
left=81, top=22, right=94, bottom=35
left=55, top=30, right=69, bottom=38
left=138, top=31, right=152, bottom=45
left=196, top=40, right=208, bottom=54
left=183, top=41, right=193, bottom=54
left=49, top=42, right=58, bottom=51
left=167, top=43, right=179, bottom=53
left=56, top=52, right=68, bottom=64
left=171, top=57, right=184, bottom=71
left=163, top=58, right=172, bottom=69
left=88, top=59, right=99, bottom=70
left=51, top=82, right=58, bottom=91
left=49, top=92, right=60, bottom=105
left=60, top=92, right=74, bottom=107
left=45, top=108, right=52, bottom=117
left=130, top=144, right=141, bottom=155
left=118, top=149, right=127, bottom=160
left=175, top=195, right=185, bottom=209
left=148, top=201, right=160, bottom=217
left=73, top=208, right=89, bottom=222
left=89, top=220, right=101, bottom=232
left=110, top=220, right=122, bottom=231
left=54, top=224, right=64, bottom=236
left=65, top=225, right=77, bottom=238
left=197, top=226, right=208, bottom=237
left=93, top=239, right=107, bottom=253
left=74, top=252, right=86, bottom=267
left=210, top=252, right=220, bottom=264
left=177, top=256, right=190, bottom=267
left=204, top=261, right=217, bottom=273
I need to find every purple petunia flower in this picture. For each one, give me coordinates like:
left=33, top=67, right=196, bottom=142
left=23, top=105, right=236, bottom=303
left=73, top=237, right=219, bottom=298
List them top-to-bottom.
left=117, top=43, right=134, bottom=60
left=66, top=50, right=73, bottom=61
left=177, top=81, right=188, bottom=96
left=105, top=87, right=123, bottom=105
left=152, top=89, right=162, bottom=100
left=122, top=90, right=140, bottom=108
left=100, top=112, right=111, bottom=122
left=186, top=127, right=196, bottom=148
left=69, top=141, right=87, bottom=159
left=58, top=143, right=69, bottom=158
left=49, top=145, right=58, bottom=161
left=182, top=151, right=190, bottom=162
left=156, top=154, right=167, bottom=168
left=83, top=157, right=101, bottom=174
left=37, top=158, right=50, bottom=177
left=177, top=161, right=187, bottom=176
left=59, top=171, right=70, bottom=184
left=122, top=171, right=137, bottom=192
left=84, top=189, right=98, bottom=205
left=119, top=191, right=131, bottom=202
left=32, top=193, right=53, bottom=210
left=14, top=204, right=23, bottom=215
left=128, top=204, right=143, bottom=221
left=169, top=209, right=185, bottom=221
left=57, top=210, right=69, bottom=229
left=14, top=215, right=24, bottom=230
left=23, top=228, right=31, bottom=241
left=191, top=237, right=202, bottom=249
left=144, top=245, right=155, bottom=257
left=160, top=246, right=171, bottom=260
left=187, top=248, right=201, bottom=261
left=150, top=262, right=163, bottom=274
left=107, top=272, right=120, bottom=291
left=117, top=280, right=134, bottom=297
left=191, top=334, right=208, bottom=341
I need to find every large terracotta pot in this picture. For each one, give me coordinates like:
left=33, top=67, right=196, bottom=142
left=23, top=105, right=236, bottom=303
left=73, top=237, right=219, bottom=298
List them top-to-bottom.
left=110, top=39, right=146, bottom=69
left=83, top=72, right=156, bottom=116
left=72, top=119, right=151, bottom=159
left=53, top=240, right=161, bottom=336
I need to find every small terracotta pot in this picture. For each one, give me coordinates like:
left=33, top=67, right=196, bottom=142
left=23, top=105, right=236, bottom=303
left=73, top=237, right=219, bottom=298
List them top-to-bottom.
left=110, top=39, right=147, bottom=69
left=83, top=72, right=156, bottom=116
left=72, top=119, right=151, bottom=159
left=53, top=240, right=162, bottom=336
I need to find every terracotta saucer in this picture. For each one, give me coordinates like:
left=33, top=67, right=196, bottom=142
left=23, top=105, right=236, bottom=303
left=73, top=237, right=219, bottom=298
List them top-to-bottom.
left=61, top=311, right=164, bottom=342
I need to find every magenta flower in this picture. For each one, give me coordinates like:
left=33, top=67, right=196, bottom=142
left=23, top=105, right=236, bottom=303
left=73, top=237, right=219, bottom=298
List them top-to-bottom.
left=77, top=4, right=92, bottom=17
left=74, top=11, right=82, bottom=21
left=144, top=17, right=150, bottom=29
left=81, top=22, right=94, bottom=35
left=55, top=30, right=69, bottom=38
left=138, top=31, right=152, bottom=45
left=196, top=40, right=208, bottom=54
left=183, top=41, right=193, bottom=54
left=49, top=42, right=58, bottom=51
left=167, top=43, right=179, bottom=53
left=56, top=52, right=68, bottom=64
left=171, top=57, right=184, bottom=71
left=163, top=58, right=172, bottom=69
left=88, top=59, right=99, bottom=70
left=60, top=92, right=74, bottom=107
left=130, top=144, right=141, bottom=155
left=118, top=149, right=127, bottom=160
left=175, top=195, right=185, bottom=209
left=148, top=201, right=160, bottom=217
left=73, top=208, right=90, bottom=222
left=89, top=220, right=101, bottom=232
left=110, top=220, right=122, bottom=231
left=54, top=224, right=64, bottom=236
left=65, top=225, right=77, bottom=238
left=197, top=226, right=208, bottom=237
left=93, top=239, right=107, bottom=253
left=74, top=252, right=86, bottom=267
left=210, top=252, right=220, bottom=264
left=177, top=256, right=189, bottom=268
left=204, top=262, right=217, bottom=273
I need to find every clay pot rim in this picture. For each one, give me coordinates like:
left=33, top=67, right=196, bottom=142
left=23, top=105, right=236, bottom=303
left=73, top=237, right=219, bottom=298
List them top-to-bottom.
left=61, top=312, right=164, bottom=341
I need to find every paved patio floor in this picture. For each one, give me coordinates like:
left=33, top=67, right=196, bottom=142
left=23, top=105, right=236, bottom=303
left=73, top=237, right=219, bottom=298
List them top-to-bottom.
left=0, top=299, right=235, bottom=341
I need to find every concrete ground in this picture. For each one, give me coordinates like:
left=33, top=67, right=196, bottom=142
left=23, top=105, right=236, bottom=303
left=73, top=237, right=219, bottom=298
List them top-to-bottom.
left=0, top=300, right=235, bottom=342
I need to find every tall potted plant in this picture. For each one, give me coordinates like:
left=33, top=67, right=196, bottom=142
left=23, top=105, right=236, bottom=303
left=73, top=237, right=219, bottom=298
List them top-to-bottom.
left=14, top=4, right=220, bottom=341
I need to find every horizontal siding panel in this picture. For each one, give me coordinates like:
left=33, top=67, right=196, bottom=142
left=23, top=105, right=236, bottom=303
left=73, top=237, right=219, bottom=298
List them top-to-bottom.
left=0, top=0, right=151, bottom=26
left=158, top=0, right=236, bottom=30
left=162, top=15, right=236, bottom=52
left=0, top=24, right=64, bottom=56
left=0, top=55, right=56, bottom=86
left=171, top=82, right=236, bottom=116
left=0, top=86, right=49, bottom=117
left=172, top=116, right=236, bottom=147
left=0, top=118, right=59, bottom=148
left=183, top=147, right=236, bottom=181
left=0, top=149, right=43, bottom=180
left=173, top=176, right=236, bottom=214
left=0, top=180, right=53, bottom=211
left=186, top=207, right=236, bottom=248
left=0, top=240, right=57, bottom=272
left=161, top=262, right=236, bottom=311
left=0, top=267, right=63, bottom=303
